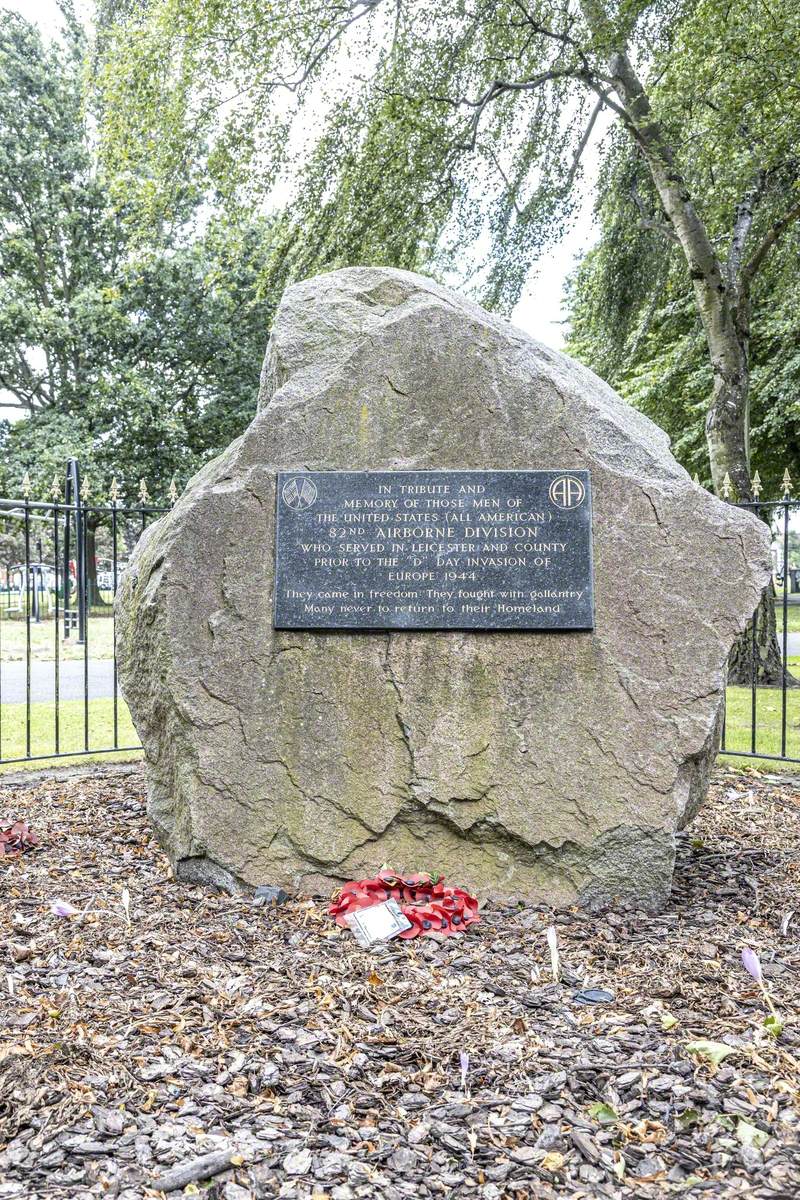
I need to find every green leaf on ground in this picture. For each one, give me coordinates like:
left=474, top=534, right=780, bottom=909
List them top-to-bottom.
left=685, top=1039, right=737, bottom=1067
left=587, top=1101, right=619, bottom=1125
left=736, top=1119, right=769, bottom=1149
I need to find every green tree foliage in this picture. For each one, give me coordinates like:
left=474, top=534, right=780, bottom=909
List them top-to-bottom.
left=95, top=0, right=800, bottom=683
left=95, top=0, right=595, bottom=301
left=96, top=0, right=800, bottom=489
left=0, top=8, right=275, bottom=504
left=565, top=139, right=800, bottom=495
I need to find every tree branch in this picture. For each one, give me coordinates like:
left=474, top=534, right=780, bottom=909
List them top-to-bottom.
left=509, top=0, right=597, bottom=78
left=583, top=29, right=725, bottom=308
left=456, top=67, right=587, bottom=151
left=583, top=76, right=638, bottom=134
left=562, top=93, right=606, bottom=192
left=486, top=150, right=523, bottom=216
left=727, top=172, right=766, bottom=287
left=629, top=177, right=679, bottom=243
left=741, top=199, right=800, bottom=290
left=624, top=283, right=664, bottom=367
left=10, top=349, right=52, bottom=406
left=0, top=370, right=42, bottom=412
left=0, top=395, right=35, bottom=411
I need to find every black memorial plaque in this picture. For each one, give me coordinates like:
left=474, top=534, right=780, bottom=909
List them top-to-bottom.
left=274, top=470, right=594, bottom=631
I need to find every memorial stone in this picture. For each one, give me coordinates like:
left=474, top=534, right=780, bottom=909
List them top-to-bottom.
left=116, top=266, right=770, bottom=908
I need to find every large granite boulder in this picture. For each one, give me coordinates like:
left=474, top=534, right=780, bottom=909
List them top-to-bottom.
left=116, top=267, right=770, bottom=908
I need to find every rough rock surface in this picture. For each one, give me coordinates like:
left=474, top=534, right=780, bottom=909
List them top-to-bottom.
left=116, top=267, right=770, bottom=907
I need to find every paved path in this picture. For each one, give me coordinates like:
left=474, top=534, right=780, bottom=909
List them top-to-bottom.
left=787, top=632, right=800, bottom=657
left=0, top=660, right=116, bottom=704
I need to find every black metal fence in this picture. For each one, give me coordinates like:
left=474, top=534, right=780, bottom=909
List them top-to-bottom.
left=0, top=459, right=168, bottom=766
left=0, top=464, right=797, bottom=770
left=720, top=493, right=799, bottom=766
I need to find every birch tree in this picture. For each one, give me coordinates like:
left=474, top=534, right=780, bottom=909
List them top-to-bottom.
left=97, top=0, right=800, bottom=680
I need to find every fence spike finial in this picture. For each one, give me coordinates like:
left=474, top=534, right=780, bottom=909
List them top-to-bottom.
left=783, top=467, right=793, bottom=496
left=751, top=469, right=762, bottom=498
left=21, top=471, right=32, bottom=499
left=693, top=472, right=701, bottom=486
left=722, top=472, right=733, bottom=500
left=50, top=473, right=62, bottom=500
left=80, top=475, right=90, bottom=501
left=109, top=476, right=120, bottom=504
left=168, top=476, right=179, bottom=504
left=138, top=478, right=150, bottom=504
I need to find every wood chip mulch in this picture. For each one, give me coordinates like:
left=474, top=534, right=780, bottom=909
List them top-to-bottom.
left=1, top=765, right=800, bottom=1200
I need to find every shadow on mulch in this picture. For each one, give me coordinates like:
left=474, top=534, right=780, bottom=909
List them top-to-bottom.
left=1, top=766, right=799, bottom=1200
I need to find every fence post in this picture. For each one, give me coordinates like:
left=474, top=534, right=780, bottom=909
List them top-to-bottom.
left=63, top=458, right=87, bottom=645
left=21, top=473, right=32, bottom=758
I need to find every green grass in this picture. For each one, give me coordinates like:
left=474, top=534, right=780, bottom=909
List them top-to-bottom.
left=0, top=589, right=114, bottom=610
left=775, top=602, right=800, bottom=634
left=0, top=613, right=115, bottom=661
left=719, top=676, right=800, bottom=771
left=0, top=697, right=141, bottom=771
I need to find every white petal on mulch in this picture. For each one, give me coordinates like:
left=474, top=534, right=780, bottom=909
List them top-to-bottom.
left=283, top=1148, right=313, bottom=1176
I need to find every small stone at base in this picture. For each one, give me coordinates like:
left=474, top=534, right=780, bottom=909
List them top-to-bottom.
left=253, top=885, right=290, bottom=906
left=573, top=987, right=615, bottom=1004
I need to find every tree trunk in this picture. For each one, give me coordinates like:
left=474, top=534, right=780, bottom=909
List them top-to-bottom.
left=579, top=8, right=793, bottom=691
left=678, top=303, right=789, bottom=690
left=704, top=336, right=751, bottom=501
left=704, top=338, right=794, bottom=687
left=86, top=520, right=108, bottom=608
left=728, top=577, right=789, bottom=687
